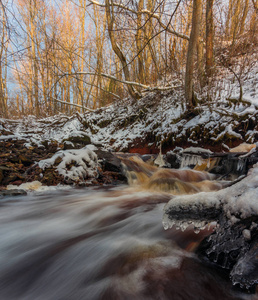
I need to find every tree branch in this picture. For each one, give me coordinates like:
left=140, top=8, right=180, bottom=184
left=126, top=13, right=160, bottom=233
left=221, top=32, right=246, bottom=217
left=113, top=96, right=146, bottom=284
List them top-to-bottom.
left=88, top=0, right=189, bottom=40
left=58, top=72, right=181, bottom=91
left=51, top=96, right=95, bottom=112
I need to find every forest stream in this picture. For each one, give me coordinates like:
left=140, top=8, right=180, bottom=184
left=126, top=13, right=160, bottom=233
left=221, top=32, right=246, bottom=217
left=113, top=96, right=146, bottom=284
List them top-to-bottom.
left=0, top=156, right=257, bottom=300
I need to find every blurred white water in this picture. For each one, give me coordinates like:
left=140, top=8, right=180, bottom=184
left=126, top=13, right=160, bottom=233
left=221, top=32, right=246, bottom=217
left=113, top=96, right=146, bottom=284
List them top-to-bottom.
left=0, top=187, right=254, bottom=300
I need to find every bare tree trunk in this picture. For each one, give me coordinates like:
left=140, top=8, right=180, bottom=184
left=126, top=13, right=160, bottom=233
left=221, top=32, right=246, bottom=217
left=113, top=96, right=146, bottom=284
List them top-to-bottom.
left=29, top=0, right=39, bottom=117
left=105, top=0, right=141, bottom=100
left=135, top=0, right=145, bottom=83
left=184, top=0, right=202, bottom=108
left=206, top=0, right=214, bottom=78
left=225, top=0, right=234, bottom=37
left=239, top=0, right=249, bottom=34
left=0, top=4, right=8, bottom=118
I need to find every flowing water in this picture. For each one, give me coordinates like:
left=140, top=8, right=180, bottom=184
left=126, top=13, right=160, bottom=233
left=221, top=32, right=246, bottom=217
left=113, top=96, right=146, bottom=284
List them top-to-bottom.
left=0, top=157, right=257, bottom=300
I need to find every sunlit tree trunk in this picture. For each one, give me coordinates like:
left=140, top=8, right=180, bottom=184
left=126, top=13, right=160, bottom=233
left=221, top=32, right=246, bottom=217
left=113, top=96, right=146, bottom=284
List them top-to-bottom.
left=28, top=0, right=39, bottom=116
left=78, top=0, right=87, bottom=110
left=105, top=0, right=140, bottom=100
left=135, top=0, right=145, bottom=83
left=185, top=0, right=202, bottom=108
left=206, top=0, right=214, bottom=78
left=225, top=0, right=234, bottom=37
left=230, top=0, right=242, bottom=45
left=239, top=0, right=249, bottom=34
left=0, top=3, right=8, bottom=118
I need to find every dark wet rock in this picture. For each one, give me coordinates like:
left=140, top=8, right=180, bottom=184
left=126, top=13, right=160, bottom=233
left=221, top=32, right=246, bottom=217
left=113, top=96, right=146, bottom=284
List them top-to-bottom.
left=63, top=133, right=91, bottom=148
left=95, top=150, right=127, bottom=184
left=96, top=150, right=123, bottom=173
left=164, top=152, right=181, bottom=169
left=141, top=154, right=156, bottom=163
left=0, top=169, right=3, bottom=183
left=0, top=189, right=27, bottom=197
left=164, top=199, right=258, bottom=291
left=196, top=215, right=258, bottom=291
left=231, top=241, right=258, bottom=289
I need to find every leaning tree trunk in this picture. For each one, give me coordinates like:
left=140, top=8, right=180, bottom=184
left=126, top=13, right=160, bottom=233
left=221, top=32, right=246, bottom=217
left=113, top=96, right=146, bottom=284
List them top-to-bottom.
left=184, top=0, right=202, bottom=108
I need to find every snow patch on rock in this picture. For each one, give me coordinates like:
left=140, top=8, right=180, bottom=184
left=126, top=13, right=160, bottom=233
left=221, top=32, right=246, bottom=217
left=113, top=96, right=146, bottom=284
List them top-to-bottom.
left=38, top=146, right=98, bottom=181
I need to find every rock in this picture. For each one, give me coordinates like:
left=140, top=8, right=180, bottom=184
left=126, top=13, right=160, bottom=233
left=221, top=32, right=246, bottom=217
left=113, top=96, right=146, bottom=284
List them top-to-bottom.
left=64, top=133, right=91, bottom=148
left=63, top=141, right=75, bottom=150
left=230, top=143, right=256, bottom=153
left=95, top=150, right=128, bottom=184
left=96, top=150, right=123, bottom=173
left=164, top=152, right=181, bottom=169
left=19, top=155, right=33, bottom=166
left=0, top=169, right=3, bottom=184
left=4, top=173, right=25, bottom=185
left=10, top=180, right=23, bottom=186
left=0, top=189, right=27, bottom=196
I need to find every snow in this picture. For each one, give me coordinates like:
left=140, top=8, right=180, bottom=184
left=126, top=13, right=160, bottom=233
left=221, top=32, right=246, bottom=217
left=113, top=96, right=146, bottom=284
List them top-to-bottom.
left=0, top=60, right=257, bottom=151
left=38, top=146, right=98, bottom=181
left=182, top=147, right=213, bottom=154
left=163, top=163, right=258, bottom=232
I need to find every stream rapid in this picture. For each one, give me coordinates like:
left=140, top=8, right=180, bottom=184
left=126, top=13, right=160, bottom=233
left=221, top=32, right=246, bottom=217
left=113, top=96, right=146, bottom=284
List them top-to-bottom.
left=0, top=185, right=255, bottom=300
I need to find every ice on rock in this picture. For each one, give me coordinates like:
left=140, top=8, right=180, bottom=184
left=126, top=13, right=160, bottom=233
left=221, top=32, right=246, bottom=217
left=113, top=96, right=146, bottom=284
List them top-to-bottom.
left=179, top=147, right=214, bottom=168
left=182, top=147, right=213, bottom=155
left=180, top=154, right=205, bottom=168
left=236, top=158, right=246, bottom=172
left=164, top=163, right=258, bottom=229
left=163, top=164, right=258, bottom=288
left=162, top=207, right=210, bottom=233
left=242, top=229, right=251, bottom=241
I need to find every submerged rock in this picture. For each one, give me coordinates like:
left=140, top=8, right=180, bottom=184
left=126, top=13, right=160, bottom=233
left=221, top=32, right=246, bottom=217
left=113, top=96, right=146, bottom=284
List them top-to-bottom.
left=0, top=189, right=27, bottom=197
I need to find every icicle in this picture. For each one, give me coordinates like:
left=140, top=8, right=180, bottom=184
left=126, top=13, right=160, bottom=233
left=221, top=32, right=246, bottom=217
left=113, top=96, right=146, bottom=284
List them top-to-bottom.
left=154, top=144, right=165, bottom=167
left=180, top=154, right=205, bottom=168
left=207, top=158, right=210, bottom=168
left=237, top=158, right=246, bottom=172
left=163, top=212, right=209, bottom=233
left=162, top=213, right=175, bottom=230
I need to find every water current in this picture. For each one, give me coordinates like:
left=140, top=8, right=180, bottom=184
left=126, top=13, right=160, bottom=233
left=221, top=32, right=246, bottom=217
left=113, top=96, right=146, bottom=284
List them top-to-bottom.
left=0, top=185, right=256, bottom=300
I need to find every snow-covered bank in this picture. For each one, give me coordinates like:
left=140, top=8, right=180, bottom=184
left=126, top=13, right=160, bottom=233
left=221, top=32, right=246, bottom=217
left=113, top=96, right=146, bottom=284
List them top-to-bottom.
left=1, top=64, right=257, bottom=153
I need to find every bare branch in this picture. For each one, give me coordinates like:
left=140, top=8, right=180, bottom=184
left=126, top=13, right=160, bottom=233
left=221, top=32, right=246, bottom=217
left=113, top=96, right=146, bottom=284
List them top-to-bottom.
left=88, top=0, right=189, bottom=40
left=57, top=72, right=181, bottom=91
left=51, top=96, right=95, bottom=112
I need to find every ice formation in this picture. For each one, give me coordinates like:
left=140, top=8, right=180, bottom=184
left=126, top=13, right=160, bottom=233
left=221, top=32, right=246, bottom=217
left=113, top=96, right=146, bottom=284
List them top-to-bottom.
left=179, top=147, right=213, bottom=168
left=163, top=164, right=258, bottom=289
left=163, top=164, right=258, bottom=230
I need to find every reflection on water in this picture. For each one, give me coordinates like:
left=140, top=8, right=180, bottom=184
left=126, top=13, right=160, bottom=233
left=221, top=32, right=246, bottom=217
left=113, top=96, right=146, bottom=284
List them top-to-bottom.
left=0, top=187, right=252, bottom=300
